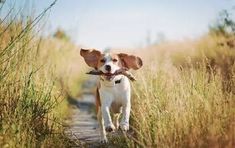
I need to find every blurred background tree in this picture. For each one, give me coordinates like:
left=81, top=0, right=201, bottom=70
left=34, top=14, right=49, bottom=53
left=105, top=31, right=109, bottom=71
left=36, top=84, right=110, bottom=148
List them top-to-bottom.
left=209, top=9, right=235, bottom=37
left=209, top=9, right=235, bottom=48
left=53, top=28, right=70, bottom=41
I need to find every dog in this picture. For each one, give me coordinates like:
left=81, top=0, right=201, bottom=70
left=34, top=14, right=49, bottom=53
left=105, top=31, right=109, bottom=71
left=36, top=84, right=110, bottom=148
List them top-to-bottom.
left=80, top=48, right=143, bottom=143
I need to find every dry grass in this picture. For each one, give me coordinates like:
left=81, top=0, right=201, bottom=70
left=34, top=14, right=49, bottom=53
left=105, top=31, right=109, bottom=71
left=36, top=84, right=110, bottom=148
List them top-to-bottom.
left=1, top=1, right=234, bottom=147
left=0, top=2, right=84, bottom=147
left=123, top=34, right=235, bottom=147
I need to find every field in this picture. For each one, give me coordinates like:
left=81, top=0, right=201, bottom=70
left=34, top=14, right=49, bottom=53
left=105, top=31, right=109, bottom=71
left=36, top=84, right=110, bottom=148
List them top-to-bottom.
left=0, top=1, right=235, bottom=147
left=128, top=35, right=235, bottom=147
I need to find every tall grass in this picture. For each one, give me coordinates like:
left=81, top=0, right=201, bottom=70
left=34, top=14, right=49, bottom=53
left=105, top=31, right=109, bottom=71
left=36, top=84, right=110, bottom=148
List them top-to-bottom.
left=0, top=1, right=78, bottom=147
left=126, top=34, right=235, bottom=147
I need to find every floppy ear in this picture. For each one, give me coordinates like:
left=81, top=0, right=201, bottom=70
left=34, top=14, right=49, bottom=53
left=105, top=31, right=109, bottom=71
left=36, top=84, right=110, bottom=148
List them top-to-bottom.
left=80, top=48, right=101, bottom=69
left=118, top=53, right=143, bottom=70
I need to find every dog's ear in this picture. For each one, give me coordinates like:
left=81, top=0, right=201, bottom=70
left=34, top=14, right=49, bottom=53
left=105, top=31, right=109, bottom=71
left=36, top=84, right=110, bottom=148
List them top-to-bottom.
left=80, top=48, right=101, bottom=69
left=118, top=53, right=143, bottom=70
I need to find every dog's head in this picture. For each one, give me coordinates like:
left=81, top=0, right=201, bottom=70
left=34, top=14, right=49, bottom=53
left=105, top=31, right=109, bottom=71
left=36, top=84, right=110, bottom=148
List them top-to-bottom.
left=80, top=48, right=143, bottom=81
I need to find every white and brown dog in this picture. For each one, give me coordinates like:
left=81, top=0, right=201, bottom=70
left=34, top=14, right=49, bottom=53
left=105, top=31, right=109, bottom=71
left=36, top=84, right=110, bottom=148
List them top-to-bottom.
left=80, top=49, right=143, bottom=143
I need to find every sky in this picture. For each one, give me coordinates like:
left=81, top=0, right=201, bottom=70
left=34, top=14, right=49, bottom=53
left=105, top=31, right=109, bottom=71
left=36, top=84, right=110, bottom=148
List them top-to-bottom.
left=1, top=0, right=235, bottom=50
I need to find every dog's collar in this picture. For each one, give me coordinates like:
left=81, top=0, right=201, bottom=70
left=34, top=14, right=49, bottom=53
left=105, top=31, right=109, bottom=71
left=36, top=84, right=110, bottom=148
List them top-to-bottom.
left=100, top=77, right=122, bottom=86
left=114, top=79, right=122, bottom=84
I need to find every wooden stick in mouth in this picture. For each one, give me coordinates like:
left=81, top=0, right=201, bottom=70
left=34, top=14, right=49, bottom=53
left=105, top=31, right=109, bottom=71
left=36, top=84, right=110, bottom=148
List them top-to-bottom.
left=86, top=68, right=136, bottom=81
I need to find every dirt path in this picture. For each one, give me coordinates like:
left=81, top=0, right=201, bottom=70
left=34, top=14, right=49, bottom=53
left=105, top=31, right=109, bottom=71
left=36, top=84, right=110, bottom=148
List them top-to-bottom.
left=64, top=76, right=104, bottom=147
left=65, top=94, right=103, bottom=147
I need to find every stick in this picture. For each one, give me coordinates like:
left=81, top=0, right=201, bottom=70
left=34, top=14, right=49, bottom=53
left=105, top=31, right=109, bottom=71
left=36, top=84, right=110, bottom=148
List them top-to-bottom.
left=86, top=68, right=136, bottom=81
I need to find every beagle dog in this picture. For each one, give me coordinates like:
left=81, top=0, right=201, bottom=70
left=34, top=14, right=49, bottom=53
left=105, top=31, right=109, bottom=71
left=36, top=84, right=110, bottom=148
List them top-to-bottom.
left=80, top=49, right=143, bottom=143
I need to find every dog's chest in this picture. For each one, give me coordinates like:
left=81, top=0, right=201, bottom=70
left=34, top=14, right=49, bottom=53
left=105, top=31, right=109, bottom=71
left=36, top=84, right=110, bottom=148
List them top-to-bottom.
left=99, top=77, right=130, bottom=104
left=102, top=82, right=127, bottom=99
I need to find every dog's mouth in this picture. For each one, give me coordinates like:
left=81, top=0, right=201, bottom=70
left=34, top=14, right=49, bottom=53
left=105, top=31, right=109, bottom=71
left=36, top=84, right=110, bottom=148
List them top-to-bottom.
left=103, top=72, right=115, bottom=81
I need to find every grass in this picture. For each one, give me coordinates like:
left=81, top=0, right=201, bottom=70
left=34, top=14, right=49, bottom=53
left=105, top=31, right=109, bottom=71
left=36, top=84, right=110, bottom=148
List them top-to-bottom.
left=0, top=1, right=83, bottom=147
left=0, top=1, right=234, bottom=147
left=123, top=34, right=235, bottom=147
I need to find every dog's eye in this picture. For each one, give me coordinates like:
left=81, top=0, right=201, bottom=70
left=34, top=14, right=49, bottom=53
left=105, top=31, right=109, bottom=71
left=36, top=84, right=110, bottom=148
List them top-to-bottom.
left=100, top=59, right=106, bottom=63
left=113, top=59, right=118, bottom=62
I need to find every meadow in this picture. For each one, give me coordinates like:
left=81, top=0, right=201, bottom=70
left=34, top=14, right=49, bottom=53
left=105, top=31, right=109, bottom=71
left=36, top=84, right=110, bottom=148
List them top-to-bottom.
left=0, top=1, right=234, bottom=147
left=120, top=32, right=234, bottom=147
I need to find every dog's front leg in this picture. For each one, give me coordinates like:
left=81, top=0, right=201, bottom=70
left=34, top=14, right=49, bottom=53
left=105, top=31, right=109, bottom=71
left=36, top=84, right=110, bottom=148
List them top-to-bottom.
left=100, top=91, right=115, bottom=132
left=120, top=94, right=131, bottom=131
left=101, top=104, right=116, bottom=132
left=97, top=108, right=107, bottom=143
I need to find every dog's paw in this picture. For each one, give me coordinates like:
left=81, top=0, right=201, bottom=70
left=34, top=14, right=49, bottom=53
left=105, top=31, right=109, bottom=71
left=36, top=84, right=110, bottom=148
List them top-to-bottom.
left=105, top=124, right=115, bottom=132
left=120, top=124, right=129, bottom=131
left=100, top=137, right=108, bottom=143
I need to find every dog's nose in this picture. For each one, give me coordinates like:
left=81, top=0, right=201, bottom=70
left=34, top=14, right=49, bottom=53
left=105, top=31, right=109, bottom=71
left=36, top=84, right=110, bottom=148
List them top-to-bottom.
left=105, top=65, right=111, bottom=72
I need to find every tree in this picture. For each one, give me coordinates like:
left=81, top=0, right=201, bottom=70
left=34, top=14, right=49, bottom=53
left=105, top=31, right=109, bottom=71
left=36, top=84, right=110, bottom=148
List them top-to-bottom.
left=209, top=10, right=235, bottom=37
left=53, top=28, right=70, bottom=41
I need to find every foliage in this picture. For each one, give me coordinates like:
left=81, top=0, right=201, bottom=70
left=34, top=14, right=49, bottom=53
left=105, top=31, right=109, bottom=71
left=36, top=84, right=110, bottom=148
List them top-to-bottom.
left=209, top=10, right=235, bottom=36
left=53, top=28, right=70, bottom=41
